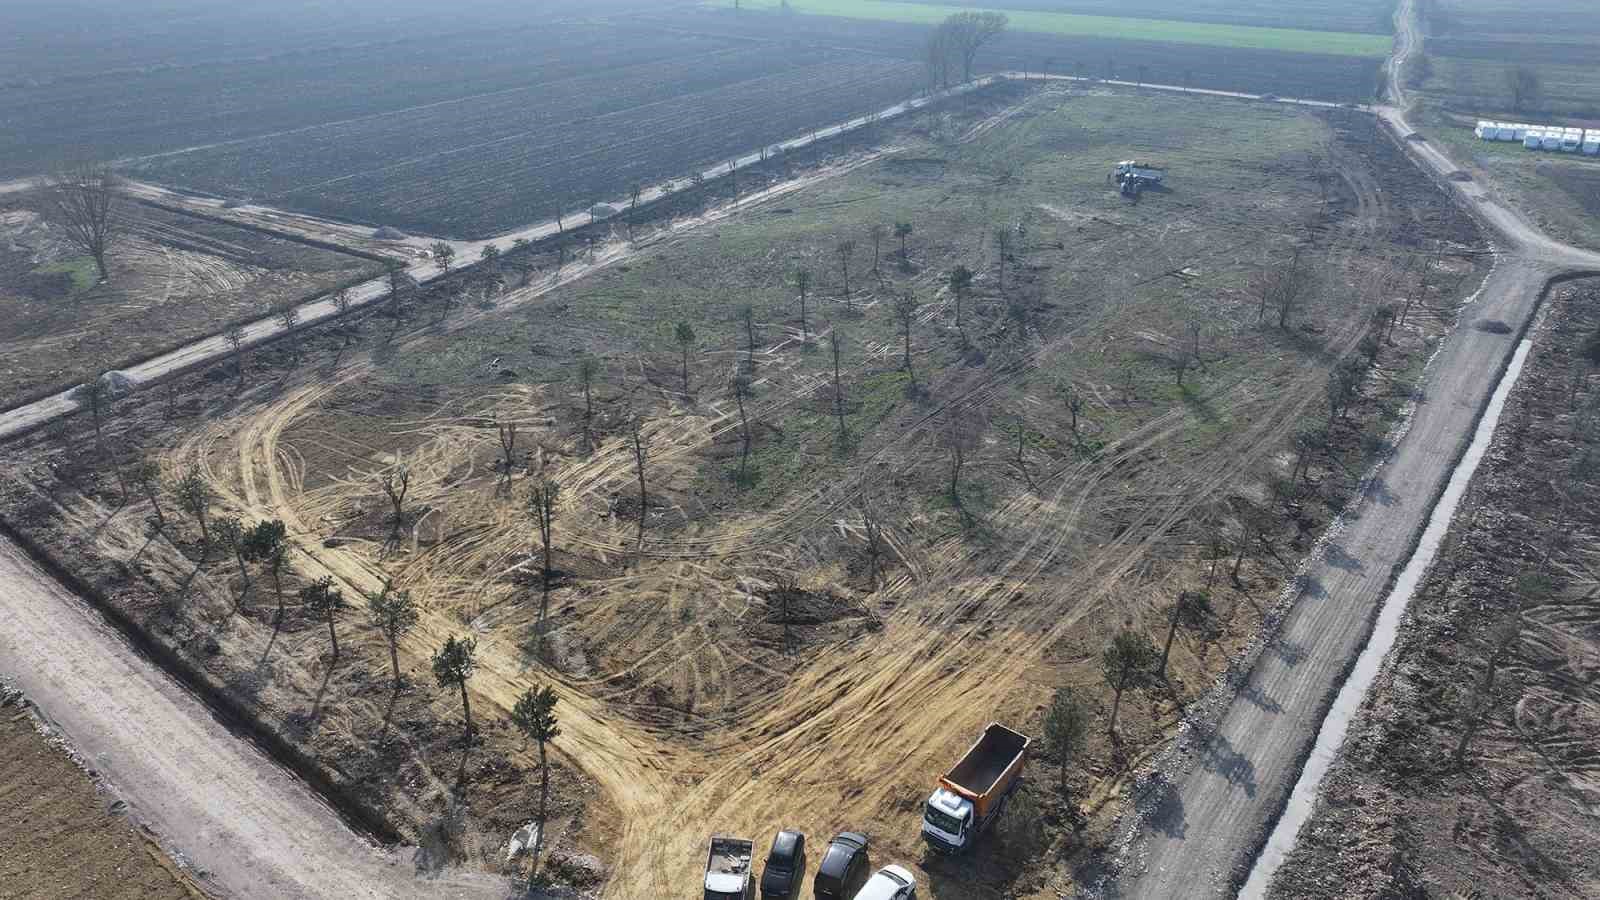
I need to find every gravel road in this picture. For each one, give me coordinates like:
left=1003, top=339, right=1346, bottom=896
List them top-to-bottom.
left=1114, top=1, right=1600, bottom=896
left=0, top=539, right=504, bottom=900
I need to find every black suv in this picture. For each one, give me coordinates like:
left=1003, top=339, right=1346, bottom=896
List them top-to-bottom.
left=759, top=830, right=805, bottom=899
left=812, top=832, right=869, bottom=900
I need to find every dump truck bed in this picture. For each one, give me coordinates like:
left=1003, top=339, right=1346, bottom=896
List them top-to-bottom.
left=942, top=723, right=1028, bottom=796
left=705, top=836, right=753, bottom=898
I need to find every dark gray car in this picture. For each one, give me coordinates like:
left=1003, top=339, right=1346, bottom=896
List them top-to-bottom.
left=759, top=830, right=805, bottom=899
left=813, top=832, right=869, bottom=900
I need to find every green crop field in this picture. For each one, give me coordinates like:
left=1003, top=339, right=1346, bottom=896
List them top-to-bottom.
left=718, top=0, right=1392, bottom=56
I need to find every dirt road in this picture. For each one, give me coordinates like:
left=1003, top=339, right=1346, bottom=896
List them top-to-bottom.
left=1112, top=0, right=1600, bottom=896
left=0, top=539, right=503, bottom=900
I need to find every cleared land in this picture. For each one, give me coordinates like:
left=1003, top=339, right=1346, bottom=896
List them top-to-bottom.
left=723, top=0, right=1393, bottom=55
left=0, top=83, right=1484, bottom=897
left=0, top=198, right=380, bottom=410
left=1269, top=282, right=1600, bottom=900
left=0, top=690, right=197, bottom=900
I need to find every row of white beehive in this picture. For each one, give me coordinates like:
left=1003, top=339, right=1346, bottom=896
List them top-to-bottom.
left=1475, top=120, right=1600, bottom=155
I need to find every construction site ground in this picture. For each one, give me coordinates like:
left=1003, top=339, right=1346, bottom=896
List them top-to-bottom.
left=0, top=85, right=1486, bottom=897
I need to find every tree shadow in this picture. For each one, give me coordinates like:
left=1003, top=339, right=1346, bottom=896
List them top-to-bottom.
left=1364, top=475, right=1400, bottom=507
left=1323, top=541, right=1365, bottom=573
left=1268, top=635, right=1309, bottom=667
left=1238, top=679, right=1285, bottom=715
left=1193, top=725, right=1259, bottom=797
left=1132, top=772, right=1187, bottom=839
left=1474, top=785, right=1574, bottom=888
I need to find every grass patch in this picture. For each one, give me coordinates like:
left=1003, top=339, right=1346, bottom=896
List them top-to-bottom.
left=717, top=0, right=1392, bottom=56
left=33, top=256, right=99, bottom=295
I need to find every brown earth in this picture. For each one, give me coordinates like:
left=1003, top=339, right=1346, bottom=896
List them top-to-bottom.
left=1269, top=282, right=1600, bottom=900
left=0, top=688, right=200, bottom=900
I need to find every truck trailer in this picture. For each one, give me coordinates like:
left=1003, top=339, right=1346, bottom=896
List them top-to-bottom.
left=921, top=723, right=1029, bottom=853
left=704, top=835, right=755, bottom=900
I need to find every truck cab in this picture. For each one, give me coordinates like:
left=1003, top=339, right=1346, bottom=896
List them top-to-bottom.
left=921, top=787, right=973, bottom=851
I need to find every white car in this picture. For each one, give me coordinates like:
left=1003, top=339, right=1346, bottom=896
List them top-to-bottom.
left=852, top=864, right=917, bottom=900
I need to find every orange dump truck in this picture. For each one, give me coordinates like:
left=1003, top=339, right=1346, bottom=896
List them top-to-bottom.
left=920, top=723, right=1029, bottom=853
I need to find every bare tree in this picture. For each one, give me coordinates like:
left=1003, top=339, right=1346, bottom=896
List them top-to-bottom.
left=937, top=11, right=1008, bottom=83
left=925, top=24, right=955, bottom=89
left=1505, top=65, right=1541, bottom=112
left=42, top=163, right=121, bottom=282
left=628, top=183, right=643, bottom=240
left=894, top=222, right=914, bottom=269
left=868, top=224, right=888, bottom=273
left=993, top=226, right=1012, bottom=294
left=836, top=239, right=856, bottom=306
left=431, top=241, right=456, bottom=274
left=1256, top=249, right=1311, bottom=329
left=385, top=262, right=413, bottom=330
left=949, top=265, right=973, bottom=335
left=794, top=270, right=811, bottom=341
left=330, top=286, right=353, bottom=321
left=893, top=292, right=919, bottom=384
left=275, top=304, right=301, bottom=365
left=739, top=304, right=759, bottom=372
left=1187, top=317, right=1207, bottom=372
left=674, top=321, right=696, bottom=394
left=226, top=325, right=248, bottom=387
left=829, top=327, right=847, bottom=440
left=576, top=355, right=601, bottom=450
left=731, top=375, right=754, bottom=488
left=76, top=376, right=109, bottom=455
left=942, top=412, right=981, bottom=514
left=629, top=416, right=650, bottom=559
left=496, top=419, right=518, bottom=481
left=380, top=462, right=411, bottom=534
left=527, top=479, right=560, bottom=647
left=862, top=503, right=887, bottom=589
left=300, top=576, right=347, bottom=660
left=368, top=580, right=419, bottom=687
left=1101, top=630, right=1160, bottom=735
left=432, top=635, right=478, bottom=742
left=1043, top=686, right=1089, bottom=792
